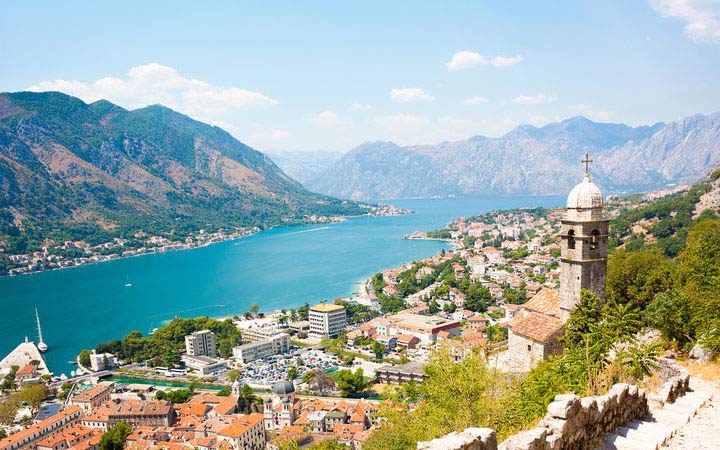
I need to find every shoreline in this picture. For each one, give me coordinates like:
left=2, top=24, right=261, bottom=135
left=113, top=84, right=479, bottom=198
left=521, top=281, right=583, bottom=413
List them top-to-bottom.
left=2, top=209, right=411, bottom=279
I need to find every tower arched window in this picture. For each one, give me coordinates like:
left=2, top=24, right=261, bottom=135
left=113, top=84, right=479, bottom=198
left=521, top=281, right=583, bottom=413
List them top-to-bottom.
left=567, top=229, right=576, bottom=249
left=590, top=229, right=599, bottom=250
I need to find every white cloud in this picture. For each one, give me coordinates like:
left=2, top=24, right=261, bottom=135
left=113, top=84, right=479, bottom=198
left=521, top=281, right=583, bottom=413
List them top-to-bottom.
left=650, top=0, right=720, bottom=43
left=446, top=51, right=487, bottom=70
left=491, top=55, right=524, bottom=67
left=27, top=63, right=279, bottom=119
left=389, top=88, right=435, bottom=103
left=513, top=93, right=557, bottom=105
left=464, top=96, right=489, bottom=105
left=349, top=103, right=372, bottom=111
left=307, top=110, right=342, bottom=127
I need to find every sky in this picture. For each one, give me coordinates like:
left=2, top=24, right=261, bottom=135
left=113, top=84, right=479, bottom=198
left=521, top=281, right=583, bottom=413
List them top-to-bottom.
left=1, top=1, right=720, bottom=153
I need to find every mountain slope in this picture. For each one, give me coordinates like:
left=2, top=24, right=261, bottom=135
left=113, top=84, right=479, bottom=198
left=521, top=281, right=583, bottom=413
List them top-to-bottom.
left=0, top=91, right=367, bottom=252
left=304, top=115, right=720, bottom=200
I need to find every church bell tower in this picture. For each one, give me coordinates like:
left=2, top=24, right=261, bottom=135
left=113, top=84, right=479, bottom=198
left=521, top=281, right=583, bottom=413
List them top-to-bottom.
left=559, top=154, right=609, bottom=321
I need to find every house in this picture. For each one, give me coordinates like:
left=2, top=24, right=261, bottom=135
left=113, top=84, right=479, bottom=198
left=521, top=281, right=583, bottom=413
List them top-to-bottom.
left=506, top=311, right=564, bottom=372
left=396, top=334, right=420, bottom=350
left=14, top=364, right=38, bottom=386
left=70, top=385, right=113, bottom=414
left=0, top=406, right=82, bottom=450
left=216, top=413, right=265, bottom=450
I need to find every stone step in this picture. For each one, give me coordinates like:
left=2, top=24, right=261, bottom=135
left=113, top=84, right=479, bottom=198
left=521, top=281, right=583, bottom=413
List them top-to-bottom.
left=648, top=409, right=691, bottom=425
left=621, top=421, right=675, bottom=445
left=604, top=431, right=659, bottom=450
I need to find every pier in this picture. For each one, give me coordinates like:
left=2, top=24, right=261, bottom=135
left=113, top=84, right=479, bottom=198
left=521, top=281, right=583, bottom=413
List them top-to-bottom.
left=0, top=338, right=50, bottom=375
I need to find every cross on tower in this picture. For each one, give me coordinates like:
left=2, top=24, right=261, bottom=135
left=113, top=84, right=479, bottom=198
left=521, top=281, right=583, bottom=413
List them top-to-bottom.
left=581, top=153, right=593, bottom=174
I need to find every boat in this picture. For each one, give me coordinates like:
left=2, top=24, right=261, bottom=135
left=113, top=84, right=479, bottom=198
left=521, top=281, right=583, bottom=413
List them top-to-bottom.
left=124, top=283, right=133, bottom=287
left=35, top=307, right=48, bottom=353
left=67, top=360, right=78, bottom=365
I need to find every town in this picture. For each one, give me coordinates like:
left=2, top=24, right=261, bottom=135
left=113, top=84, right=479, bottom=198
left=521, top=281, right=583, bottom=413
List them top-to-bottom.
left=0, top=169, right=611, bottom=449
left=0, top=204, right=410, bottom=277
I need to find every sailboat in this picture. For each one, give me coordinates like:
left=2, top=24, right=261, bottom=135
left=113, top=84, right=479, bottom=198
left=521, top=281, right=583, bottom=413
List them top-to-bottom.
left=35, top=307, right=48, bottom=353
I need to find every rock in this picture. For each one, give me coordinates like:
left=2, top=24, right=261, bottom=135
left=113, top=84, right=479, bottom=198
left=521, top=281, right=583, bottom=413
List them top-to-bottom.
left=690, top=344, right=715, bottom=363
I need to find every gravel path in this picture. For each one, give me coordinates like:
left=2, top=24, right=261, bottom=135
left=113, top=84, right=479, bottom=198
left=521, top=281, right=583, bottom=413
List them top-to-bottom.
left=664, top=386, right=720, bottom=449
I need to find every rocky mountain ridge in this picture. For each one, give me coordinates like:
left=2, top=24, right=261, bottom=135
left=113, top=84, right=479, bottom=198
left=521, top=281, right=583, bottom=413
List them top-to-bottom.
left=302, top=114, right=720, bottom=200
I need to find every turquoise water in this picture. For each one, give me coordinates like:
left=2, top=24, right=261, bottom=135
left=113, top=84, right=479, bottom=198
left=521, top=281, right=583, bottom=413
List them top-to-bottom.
left=0, top=196, right=563, bottom=375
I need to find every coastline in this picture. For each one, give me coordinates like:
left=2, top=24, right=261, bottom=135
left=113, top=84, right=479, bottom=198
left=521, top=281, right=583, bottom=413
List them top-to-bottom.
left=2, top=208, right=411, bottom=279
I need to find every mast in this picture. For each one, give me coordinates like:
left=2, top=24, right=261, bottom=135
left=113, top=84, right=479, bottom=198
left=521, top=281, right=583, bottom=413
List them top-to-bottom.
left=35, top=307, right=47, bottom=352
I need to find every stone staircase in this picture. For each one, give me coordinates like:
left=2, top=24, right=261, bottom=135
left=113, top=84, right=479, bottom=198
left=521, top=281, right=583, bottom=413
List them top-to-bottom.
left=603, top=379, right=715, bottom=450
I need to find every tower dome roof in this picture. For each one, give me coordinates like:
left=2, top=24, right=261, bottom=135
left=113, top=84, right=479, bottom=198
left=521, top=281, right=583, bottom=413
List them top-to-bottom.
left=567, top=174, right=603, bottom=209
left=272, top=380, right=295, bottom=395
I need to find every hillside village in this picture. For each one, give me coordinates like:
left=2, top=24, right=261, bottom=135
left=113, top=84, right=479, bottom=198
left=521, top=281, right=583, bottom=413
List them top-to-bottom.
left=1, top=168, right=719, bottom=450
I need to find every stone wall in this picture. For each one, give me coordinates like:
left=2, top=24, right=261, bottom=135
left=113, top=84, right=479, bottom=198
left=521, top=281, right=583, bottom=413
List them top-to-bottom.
left=417, top=360, right=692, bottom=450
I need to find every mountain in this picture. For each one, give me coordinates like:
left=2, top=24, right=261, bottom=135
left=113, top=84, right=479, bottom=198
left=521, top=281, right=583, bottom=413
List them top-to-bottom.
left=0, top=91, right=367, bottom=251
left=304, top=115, right=720, bottom=200
left=266, top=149, right=343, bottom=185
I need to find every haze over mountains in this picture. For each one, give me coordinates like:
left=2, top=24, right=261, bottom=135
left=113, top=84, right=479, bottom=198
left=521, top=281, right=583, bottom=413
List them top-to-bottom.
left=0, top=92, right=366, bottom=243
left=297, top=114, right=720, bottom=201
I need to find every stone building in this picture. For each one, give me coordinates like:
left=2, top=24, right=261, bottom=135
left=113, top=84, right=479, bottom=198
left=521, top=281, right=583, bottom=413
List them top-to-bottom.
left=505, top=156, right=608, bottom=371
left=559, top=159, right=609, bottom=321
left=263, top=381, right=299, bottom=431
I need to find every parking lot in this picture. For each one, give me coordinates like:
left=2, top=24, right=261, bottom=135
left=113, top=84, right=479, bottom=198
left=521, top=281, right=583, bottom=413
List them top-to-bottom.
left=238, top=347, right=343, bottom=387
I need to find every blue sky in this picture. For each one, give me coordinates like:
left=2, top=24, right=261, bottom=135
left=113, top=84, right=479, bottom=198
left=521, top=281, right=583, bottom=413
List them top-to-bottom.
left=2, top=1, right=719, bottom=152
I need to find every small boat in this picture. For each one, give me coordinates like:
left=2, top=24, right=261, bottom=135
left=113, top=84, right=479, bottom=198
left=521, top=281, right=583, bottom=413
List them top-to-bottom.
left=124, top=283, right=133, bottom=287
left=35, top=307, right=48, bottom=353
left=67, top=360, right=77, bottom=365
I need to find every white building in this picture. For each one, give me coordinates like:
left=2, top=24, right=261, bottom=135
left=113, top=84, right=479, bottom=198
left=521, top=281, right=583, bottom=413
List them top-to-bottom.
left=308, top=303, right=347, bottom=339
left=184, top=330, right=217, bottom=356
left=233, top=333, right=290, bottom=364
left=89, top=352, right=116, bottom=371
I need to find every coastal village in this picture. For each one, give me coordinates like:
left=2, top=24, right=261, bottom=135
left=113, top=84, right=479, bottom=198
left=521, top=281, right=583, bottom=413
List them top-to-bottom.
left=0, top=170, right=713, bottom=450
left=0, top=205, right=408, bottom=277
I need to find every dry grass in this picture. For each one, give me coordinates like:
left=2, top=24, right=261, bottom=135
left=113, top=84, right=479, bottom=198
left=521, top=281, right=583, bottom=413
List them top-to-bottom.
left=685, top=359, right=720, bottom=383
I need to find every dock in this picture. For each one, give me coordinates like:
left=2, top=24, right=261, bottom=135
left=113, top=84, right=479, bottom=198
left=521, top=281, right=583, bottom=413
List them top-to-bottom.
left=0, top=337, right=50, bottom=375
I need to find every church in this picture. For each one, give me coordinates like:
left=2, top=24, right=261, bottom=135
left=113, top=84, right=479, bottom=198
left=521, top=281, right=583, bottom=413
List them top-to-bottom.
left=505, top=155, right=609, bottom=372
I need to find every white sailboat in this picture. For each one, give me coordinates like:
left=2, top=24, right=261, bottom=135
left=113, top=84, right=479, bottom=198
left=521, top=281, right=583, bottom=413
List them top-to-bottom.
left=35, top=307, right=48, bottom=352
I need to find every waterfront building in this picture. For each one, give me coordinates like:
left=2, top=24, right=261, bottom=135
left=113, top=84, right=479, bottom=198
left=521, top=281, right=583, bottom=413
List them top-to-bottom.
left=308, top=303, right=347, bottom=339
left=184, top=330, right=217, bottom=357
left=232, top=333, right=290, bottom=364
left=88, top=352, right=116, bottom=371
left=181, top=354, right=227, bottom=375
left=14, top=364, right=38, bottom=386
left=69, top=384, right=113, bottom=414
left=0, top=406, right=82, bottom=450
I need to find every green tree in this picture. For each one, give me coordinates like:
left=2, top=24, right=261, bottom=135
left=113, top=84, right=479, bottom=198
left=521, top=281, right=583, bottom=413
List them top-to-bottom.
left=606, top=248, right=675, bottom=309
left=464, top=284, right=491, bottom=312
left=645, top=289, right=693, bottom=347
left=562, top=290, right=603, bottom=347
left=372, top=341, right=387, bottom=359
left=78, top=349, right=92, bottom=367
left=336, top=368, right=366, bottom=397
left=227, top=369, right=240, bottom=382
left=237, top=384, right=257, bottom=413
left=99, top=423, right=132, bottom=450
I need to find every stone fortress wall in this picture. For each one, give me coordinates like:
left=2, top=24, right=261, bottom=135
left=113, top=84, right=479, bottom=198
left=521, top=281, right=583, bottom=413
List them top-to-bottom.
left=417, top=364, right=691, bottom=450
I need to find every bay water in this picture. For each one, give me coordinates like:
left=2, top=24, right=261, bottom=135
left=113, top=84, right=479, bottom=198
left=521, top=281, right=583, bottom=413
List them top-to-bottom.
left=0, top=195, right=563, bottom=374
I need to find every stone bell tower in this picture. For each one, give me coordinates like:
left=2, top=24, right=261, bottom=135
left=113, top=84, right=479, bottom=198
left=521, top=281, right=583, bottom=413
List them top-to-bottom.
left=559, top=154, right=609, bottom=322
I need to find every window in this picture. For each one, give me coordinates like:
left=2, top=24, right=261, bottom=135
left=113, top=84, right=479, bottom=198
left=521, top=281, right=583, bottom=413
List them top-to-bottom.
left=567, top=229, right=576, bottom=249
left=590, top=229, right=599, bottom=250
left=527, top=344, right=531, bottom=351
